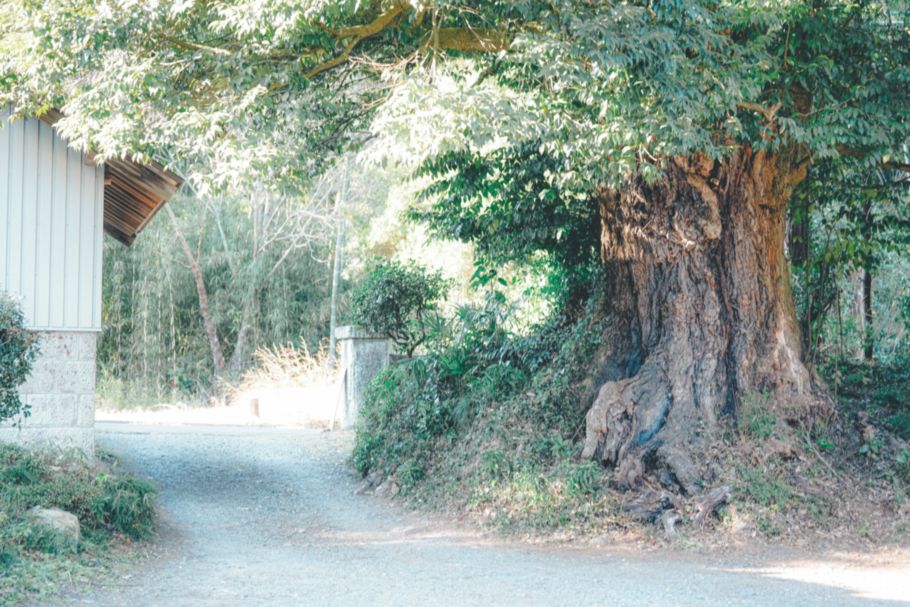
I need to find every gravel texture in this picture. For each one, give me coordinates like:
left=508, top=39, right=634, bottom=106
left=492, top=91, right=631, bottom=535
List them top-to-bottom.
left=54, top=422, right=909, bottom=607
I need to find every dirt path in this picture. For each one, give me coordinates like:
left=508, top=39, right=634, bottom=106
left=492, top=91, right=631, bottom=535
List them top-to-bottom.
left=58, top=423, right=908, bottom=607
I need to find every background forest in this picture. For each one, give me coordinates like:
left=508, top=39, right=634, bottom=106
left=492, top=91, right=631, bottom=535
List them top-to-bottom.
left=98, top=157, right=910, bottom=406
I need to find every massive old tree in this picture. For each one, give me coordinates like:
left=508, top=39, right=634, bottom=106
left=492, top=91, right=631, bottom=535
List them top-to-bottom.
left=3, top=0, right=909, bottom=489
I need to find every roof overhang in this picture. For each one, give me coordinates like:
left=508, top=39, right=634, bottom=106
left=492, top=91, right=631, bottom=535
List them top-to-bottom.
left=39, top=109, right=183, bottom=246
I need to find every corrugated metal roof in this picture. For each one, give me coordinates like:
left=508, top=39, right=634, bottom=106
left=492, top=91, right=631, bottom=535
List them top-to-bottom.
left=39, top=109, right=183, bottom=245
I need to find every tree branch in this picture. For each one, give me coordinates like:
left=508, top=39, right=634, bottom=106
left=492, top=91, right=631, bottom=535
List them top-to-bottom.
left=305, top=2, right=409, bottom=79
left=335, top=2, right=409, bottom=39
left=304, top=5, right=510, bottom=79
left=161, top=35, right=234, bottom=57
left=737, top=100, right=781, bottom=123
left=836, top=144, right=910, bottom=175
left=883, top=160, right=910, bottom=174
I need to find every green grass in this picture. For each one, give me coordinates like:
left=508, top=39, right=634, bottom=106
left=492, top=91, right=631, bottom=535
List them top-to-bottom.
left=740, top=392, right=778, bottom=440
left=888, top=412, right=910, bottom=440
left=0, top=444, right=156, bottom=605
left=737, top=466, right=793, bottom=508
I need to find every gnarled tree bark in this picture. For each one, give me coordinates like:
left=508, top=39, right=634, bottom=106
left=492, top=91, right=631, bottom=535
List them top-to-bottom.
left=582, top=150, right=833, bottom=494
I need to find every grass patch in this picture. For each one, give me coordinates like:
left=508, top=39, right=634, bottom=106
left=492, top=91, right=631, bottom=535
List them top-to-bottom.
left=740, top=392, right=778, bottom=440
left=888, top=412, right=910, bottom=440
left=0, top=444, right=156, bottom=605
left=737, top=466, right=793, bottom=509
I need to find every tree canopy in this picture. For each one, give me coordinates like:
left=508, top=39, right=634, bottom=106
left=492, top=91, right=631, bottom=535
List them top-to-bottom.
left=2, top=1, right=908, bottom=196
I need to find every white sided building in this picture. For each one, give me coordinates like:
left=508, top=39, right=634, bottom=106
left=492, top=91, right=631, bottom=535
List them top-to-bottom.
left=0, top=108, right=181, bottom=455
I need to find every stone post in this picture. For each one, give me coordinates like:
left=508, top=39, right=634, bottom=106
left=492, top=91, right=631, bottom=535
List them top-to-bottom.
left=334, top=326, right=390, bottom=429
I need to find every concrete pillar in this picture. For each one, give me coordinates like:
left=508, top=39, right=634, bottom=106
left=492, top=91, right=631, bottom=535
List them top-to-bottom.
left=334, top=326, right=390, bottom=429
left=0, top=331, right=97, bottom=458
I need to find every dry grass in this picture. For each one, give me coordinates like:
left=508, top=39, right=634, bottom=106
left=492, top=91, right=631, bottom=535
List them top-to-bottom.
left=227, top=345, right=342, bottom=428
left=97, top=346, right=343, bottom=428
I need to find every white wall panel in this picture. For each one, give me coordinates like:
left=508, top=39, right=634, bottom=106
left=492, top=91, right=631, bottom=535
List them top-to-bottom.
left=0, top=109, right=104, bottom=331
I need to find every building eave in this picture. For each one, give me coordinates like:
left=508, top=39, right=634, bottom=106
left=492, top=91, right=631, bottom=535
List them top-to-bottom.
left=38, top=109, right=183, bottom=246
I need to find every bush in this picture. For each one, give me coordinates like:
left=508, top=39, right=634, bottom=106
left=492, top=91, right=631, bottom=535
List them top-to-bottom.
left=351, top=259, right=447, bottom=356
left=352, top=277, right=624, bottom=532
left=0, top=293, right=40, bottom=423
left=353, top=357, right=456, bottom=476
left=888, top=412, right=910, bottom=440
left=0, top=444, right=158, bottom=603
left=0, top=445, right=157, bottom=541
left=897, top=450, right=910, bottom=484
left=565, top=461, right=601, bottom=496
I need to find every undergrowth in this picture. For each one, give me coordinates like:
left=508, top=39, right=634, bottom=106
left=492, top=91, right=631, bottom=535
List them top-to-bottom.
left=353, top=271, right=910, bottom=544
left=353, top=280, right=625, bottom=533
left=0, top=445, right=156, bottom=605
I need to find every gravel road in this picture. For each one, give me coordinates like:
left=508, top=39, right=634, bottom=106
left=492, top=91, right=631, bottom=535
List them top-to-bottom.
left=56, top=422, right=909, bottom=607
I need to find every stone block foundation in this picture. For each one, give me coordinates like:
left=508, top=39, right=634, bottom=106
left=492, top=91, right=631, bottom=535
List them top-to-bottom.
left=0, top=331, right=96, bottom=457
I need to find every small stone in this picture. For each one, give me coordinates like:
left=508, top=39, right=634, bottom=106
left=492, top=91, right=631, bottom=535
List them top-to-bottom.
left=366, top=471, right=382, bottom=487
left=353, top=478, right=373, bottom=495
left=374, top=479, right=393, bottom=497
left=27, top=507, right=81, bottom=543
left=660, top=509, right=681, bottom=538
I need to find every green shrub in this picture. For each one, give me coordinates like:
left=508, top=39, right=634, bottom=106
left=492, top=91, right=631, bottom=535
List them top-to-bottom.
left=351, top=259, right=447, bottom=356
left=351, top=275, right=622, bottom=535
left=0, top=293, right=40, bottom=424
left=353, top=358, right=456, bottom=477
left=888, top=413, right=910, bottom=440
left=530, top=436, right=575, bottom=464
left=0, top=443, right=157, bottom=556
left=0, top=444, right=157, bottom=603
left=481, top=449, right=510, bottom=480
left=896, top=450, right=910, bottom=485
left=1, top=454, right=43, bottom=485
left=396, top=461, right=426, bottom=493
left=737, top=465, right=792, bottom=508
left=92, top=477, right=157, bottom=539
left=20, top=522, right=80, bottom=555
left=0, top=546, right=16, bottom=570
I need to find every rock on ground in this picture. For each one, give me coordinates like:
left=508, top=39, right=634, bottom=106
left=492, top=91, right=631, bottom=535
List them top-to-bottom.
left=27, top=507, right=81, bottom=544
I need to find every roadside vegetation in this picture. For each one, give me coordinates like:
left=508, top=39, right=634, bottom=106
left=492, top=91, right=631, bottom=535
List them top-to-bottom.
left=352, top=257, right=910, bottom=544
left=1, top=296, right=157, bottom=605
left=0, top=445, right=156, bottom=606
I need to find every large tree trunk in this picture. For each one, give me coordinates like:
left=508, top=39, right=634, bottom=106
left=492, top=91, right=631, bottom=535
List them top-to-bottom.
left=582, top=150, right=833, bottom=494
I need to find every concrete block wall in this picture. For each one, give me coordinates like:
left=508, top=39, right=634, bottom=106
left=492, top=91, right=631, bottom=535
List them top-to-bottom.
left=0, top=331, right=96, bottom=456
